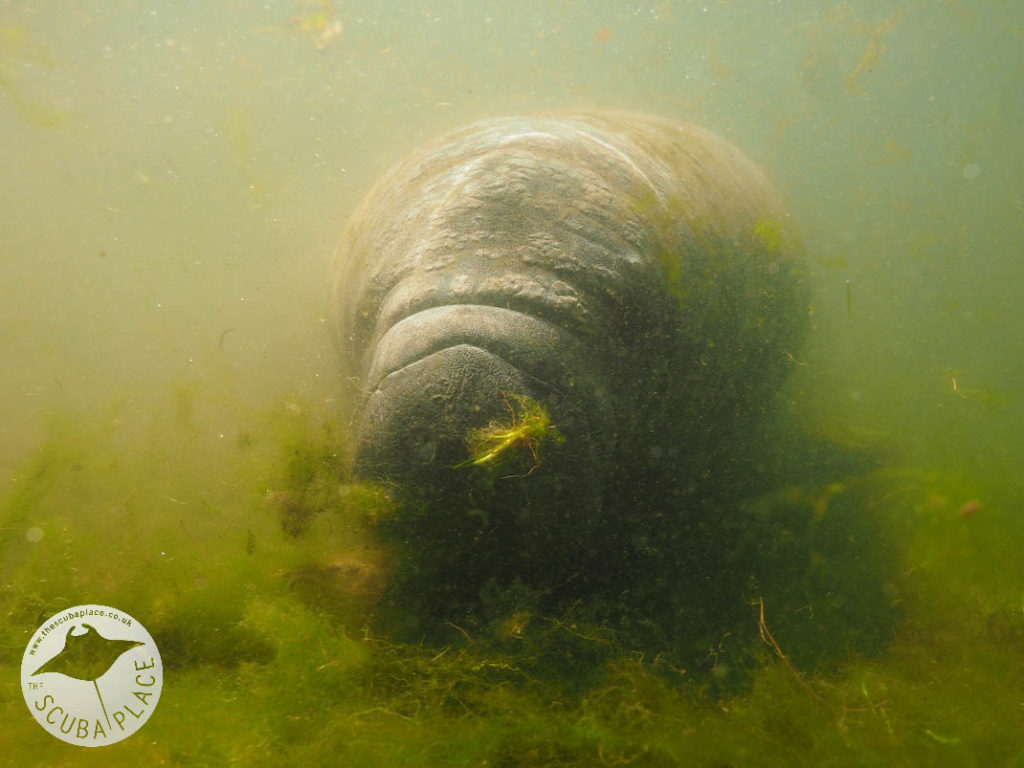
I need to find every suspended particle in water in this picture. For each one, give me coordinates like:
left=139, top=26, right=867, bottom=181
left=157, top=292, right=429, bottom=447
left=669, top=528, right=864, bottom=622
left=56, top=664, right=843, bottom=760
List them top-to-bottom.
left=962, top=163, right=981, bottom=180
left=959, top=499, right=982, bottom=518
left=26, top=527, right=44, bottom=543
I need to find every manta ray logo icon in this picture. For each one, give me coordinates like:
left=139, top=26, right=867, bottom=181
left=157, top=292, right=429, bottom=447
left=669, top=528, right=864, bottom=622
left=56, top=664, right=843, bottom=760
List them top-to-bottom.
left=21, top=605, right=163, bottom=746
left=32, top=623, right=143, bottom=679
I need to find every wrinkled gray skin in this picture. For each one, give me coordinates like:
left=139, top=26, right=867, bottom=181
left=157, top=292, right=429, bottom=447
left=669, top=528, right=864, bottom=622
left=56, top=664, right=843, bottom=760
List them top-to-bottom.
left=332, top=112, right=807, bottom=545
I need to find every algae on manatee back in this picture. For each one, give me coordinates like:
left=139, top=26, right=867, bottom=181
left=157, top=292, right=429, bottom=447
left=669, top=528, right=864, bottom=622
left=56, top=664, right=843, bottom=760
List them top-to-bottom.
left=753, top=217, right=786, bottom=252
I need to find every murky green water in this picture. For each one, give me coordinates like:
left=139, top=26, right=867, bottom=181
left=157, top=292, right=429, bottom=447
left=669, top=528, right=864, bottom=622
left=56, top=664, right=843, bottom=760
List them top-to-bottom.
left=3, top=1, right=1023, bottom=765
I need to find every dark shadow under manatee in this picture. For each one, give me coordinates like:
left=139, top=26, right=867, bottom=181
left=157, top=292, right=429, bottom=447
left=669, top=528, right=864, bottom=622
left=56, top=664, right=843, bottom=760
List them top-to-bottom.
left=269, top=391, right=901, bottom=696
left=361, top=419, right=900, bottom=690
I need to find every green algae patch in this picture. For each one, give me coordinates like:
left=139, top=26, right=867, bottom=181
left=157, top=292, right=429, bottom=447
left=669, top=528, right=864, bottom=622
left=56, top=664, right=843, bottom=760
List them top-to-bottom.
left=753, top=217, right=786, bottom=252
left=457, top=392, right=564, bottom=477
left=3, top=398, right=1024, bottom=766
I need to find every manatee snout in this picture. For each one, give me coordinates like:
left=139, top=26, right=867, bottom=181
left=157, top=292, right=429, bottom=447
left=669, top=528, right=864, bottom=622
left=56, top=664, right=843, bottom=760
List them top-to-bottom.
left=353, top=301, right=611, bottom=514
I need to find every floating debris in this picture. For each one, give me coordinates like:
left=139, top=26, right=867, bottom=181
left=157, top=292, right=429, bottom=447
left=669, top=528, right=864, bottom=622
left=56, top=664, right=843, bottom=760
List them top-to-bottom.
left=962, top=163, right=981, bottom=180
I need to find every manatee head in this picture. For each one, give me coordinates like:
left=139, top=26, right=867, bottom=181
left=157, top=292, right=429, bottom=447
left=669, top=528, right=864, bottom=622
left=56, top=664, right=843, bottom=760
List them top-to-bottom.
left=331, top=112, right=808, bottom=619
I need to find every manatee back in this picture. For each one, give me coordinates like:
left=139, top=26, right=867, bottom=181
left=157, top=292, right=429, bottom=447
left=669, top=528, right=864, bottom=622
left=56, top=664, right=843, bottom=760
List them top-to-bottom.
left=332, top=112, right=807, bottom=482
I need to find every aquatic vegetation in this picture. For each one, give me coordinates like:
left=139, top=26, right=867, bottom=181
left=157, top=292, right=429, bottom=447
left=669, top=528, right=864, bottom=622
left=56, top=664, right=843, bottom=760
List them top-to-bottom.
left=255, top=0, right=343, bottom=51
left=458, top=392, right=564, bottom=477
left=2, top=399, right=1024, bottom=766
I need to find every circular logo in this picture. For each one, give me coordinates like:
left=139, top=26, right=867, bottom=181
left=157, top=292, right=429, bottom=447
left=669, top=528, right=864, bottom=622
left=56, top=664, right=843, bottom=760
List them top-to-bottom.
left=21, top=604, right=163, bottom=747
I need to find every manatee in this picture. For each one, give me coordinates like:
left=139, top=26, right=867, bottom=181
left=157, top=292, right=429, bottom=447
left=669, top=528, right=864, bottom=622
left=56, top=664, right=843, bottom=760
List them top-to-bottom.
left=330, top=112, right=808, bottom=619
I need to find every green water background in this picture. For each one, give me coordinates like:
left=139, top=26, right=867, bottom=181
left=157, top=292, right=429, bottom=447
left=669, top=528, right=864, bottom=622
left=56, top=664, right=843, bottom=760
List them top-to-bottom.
left=2, top=1, right=1022, bottom=765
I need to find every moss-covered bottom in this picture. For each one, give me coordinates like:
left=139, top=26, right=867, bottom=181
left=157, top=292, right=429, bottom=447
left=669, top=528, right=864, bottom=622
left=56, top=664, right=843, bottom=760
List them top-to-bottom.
left=1, top=399, right=1022, bottom=767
